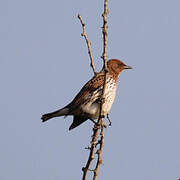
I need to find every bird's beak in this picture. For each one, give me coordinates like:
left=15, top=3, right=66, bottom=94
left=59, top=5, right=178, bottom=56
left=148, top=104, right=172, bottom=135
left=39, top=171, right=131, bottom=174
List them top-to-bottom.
left=124, top=65, right=132, bottom=69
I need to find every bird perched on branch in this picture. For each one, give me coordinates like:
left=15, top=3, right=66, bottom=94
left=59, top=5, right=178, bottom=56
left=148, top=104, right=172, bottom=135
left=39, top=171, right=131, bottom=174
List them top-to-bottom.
left=41, top=59, right=132, bottom=130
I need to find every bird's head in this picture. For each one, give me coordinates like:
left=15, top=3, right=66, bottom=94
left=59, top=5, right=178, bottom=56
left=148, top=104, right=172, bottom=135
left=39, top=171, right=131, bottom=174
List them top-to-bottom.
left=107, top=59, right=132, bottom=77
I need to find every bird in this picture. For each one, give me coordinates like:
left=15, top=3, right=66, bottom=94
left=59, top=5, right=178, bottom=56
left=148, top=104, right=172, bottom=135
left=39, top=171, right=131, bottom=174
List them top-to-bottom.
left=41, top=59, right=132, bottom=130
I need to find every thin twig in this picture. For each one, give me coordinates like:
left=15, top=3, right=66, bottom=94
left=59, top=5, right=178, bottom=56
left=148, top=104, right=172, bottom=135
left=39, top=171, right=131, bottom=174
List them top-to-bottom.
left=101, top=0, right=108, bottom=69
left=78, top=14, right=97, bottom=75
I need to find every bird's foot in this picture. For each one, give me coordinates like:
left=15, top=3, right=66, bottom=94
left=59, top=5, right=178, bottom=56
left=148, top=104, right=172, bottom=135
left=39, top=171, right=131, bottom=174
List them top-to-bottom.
left=107, top=113, right=112, bottom=126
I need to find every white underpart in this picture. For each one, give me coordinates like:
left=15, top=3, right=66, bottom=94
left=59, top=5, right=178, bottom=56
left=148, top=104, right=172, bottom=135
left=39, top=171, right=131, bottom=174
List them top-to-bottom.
left=81, top=77, right=117, bottom=119
left=103, top=78, right=117, bottom=115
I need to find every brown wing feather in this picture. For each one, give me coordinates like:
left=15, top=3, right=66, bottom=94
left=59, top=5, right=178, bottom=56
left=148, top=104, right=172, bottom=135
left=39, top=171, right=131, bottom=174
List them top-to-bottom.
left=67, top=71, right=105, bottom=110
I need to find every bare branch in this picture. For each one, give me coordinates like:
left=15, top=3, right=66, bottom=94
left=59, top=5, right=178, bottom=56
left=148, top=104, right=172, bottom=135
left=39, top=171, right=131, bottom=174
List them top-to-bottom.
left=81, top=0, right=109, bottom=179
left=93, top=0, right=109, bottom=179
left=78, top=14, right=97, bottom=75
left=93, top=122, right=106, bottom=180
left=82, top=124, right=100, bottom=180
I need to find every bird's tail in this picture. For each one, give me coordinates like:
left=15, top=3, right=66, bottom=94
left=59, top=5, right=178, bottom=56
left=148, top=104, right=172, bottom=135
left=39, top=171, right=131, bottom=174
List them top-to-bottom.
left=41, top=107, right=69, bottom=122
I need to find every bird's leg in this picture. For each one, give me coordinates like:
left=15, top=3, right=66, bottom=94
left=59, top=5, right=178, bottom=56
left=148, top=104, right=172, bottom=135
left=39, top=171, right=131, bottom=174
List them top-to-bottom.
left=95, top=97, right=106, bottom=105
left=100, top=97, right=106, bottom=104
left=106, top=113, right=112, bottom=126
left=100, top=114, right=105, bottom=119
left=90, top=118, right=105, bottom=130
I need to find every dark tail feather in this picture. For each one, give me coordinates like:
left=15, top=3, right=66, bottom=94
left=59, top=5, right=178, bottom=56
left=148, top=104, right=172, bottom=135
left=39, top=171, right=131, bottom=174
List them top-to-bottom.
left=41, top=107, right=69, bottom=122
left=41, top=113, right=54, bottom=122
left=69, top=116, right=88, bottom=130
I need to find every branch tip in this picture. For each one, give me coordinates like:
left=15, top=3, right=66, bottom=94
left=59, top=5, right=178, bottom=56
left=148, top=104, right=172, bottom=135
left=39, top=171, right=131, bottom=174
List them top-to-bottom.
left=78, top=14, right=97, bottom=75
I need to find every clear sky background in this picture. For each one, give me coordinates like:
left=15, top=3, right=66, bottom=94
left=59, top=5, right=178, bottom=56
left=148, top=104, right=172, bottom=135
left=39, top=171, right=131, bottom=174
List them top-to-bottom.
left=1, top=0, right=180, bottom=180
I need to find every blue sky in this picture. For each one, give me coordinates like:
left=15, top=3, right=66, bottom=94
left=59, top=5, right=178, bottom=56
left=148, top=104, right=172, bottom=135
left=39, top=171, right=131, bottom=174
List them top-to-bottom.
left=0, top=0, right=180, bottom=179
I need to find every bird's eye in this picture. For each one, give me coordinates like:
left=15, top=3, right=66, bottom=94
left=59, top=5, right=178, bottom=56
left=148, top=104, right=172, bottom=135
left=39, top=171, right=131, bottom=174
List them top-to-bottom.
left=118, top=62, right=122, bottom=67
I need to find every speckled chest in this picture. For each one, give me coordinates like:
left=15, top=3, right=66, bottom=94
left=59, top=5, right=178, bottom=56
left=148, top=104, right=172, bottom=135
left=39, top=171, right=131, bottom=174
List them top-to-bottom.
left=81, top=76, right=117, bottom=119
left=103, top=77, right=117, bottom=113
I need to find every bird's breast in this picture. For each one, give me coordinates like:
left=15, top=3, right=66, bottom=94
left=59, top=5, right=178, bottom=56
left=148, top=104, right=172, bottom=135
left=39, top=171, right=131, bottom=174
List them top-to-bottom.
left=81, top=77, right=117, bottom=119
left=102, top=77, right=117, bottom=115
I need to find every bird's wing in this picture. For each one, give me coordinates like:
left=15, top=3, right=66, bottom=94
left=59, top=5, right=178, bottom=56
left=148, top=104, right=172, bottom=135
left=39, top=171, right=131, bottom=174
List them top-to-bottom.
left=67, top=72, right=105, bottom=110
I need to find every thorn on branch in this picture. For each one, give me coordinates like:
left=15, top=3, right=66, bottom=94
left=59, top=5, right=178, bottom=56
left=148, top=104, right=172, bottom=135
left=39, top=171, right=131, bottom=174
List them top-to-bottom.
left=95, top=140, right=101, bottom=147
left=85, top=146, right=91, bottom=150
left=95, top=149, right=100, bottom=154
left=90, top=155, right=95, bottom=161
left=82, top=167, right=95, bottom=173
left=82, top=167, right=95, bottom=172
left=89, top=168, right=95, bottom=172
